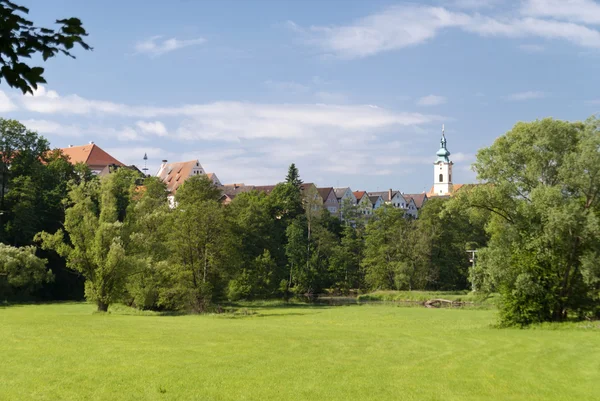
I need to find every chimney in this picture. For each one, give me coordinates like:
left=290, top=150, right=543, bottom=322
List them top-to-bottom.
left=89, top=141, right=94, bottom=145
left=68, top=144, right=73, bottom=148
left=388, top=188, right=392, bottom=202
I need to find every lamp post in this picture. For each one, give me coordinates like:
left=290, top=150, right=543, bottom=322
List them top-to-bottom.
left=466, top=249, right=477, bottom=292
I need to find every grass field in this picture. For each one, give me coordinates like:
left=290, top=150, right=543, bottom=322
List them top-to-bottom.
left=1, top=303, right=599, bottom=401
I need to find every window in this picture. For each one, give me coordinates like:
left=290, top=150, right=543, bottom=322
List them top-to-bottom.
left=439, top=174, right=443, bottom=182
left=449, top=174, right=452, bottom=182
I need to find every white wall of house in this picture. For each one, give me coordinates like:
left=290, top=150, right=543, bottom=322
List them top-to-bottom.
left=358, top=196, right=373, bottom=215
left=371, top=196, right=384, bottom=210
left=405, top=198, right=418, bottom=218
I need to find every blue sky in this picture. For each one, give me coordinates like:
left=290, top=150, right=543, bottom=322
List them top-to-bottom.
left=2, top=0, right=600, bottom=192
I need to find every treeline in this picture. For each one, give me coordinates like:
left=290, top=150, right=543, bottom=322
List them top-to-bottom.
left=2, top=116, right=600, bottom=326
left=0, top=119, right=485, bottom=311
left=35, top=165, right=485, bottom=312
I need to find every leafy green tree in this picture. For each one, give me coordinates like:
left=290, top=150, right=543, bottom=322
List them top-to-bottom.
left=0, top=0, right=91, bottom=94
left=467, top=117, right=600, bottom=325
left=0, top=118, right=49, bottom=212
left=36, top=170, right=138, bottom=311
left=175, top=174, right=222, bottom=205
left=124, top=177, right=171, bottom=309
left=269, top=182, right=303, bottom=221
left=163, top=190, right=238, bottom=311
left=226, top=191, right=282, bottom=298
left=417, top=196, right=488, bottom=290
left=363, top=206, right=428, bottom=291
left=329, top=225, right=365, bottom=293
left=0, top=243, right=51, bottom=299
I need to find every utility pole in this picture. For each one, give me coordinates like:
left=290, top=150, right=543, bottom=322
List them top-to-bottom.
left=466, top=249, right=478, bottom=292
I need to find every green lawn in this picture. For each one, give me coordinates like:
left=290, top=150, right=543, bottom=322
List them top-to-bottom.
left=0, top=303, right=598, bottom=401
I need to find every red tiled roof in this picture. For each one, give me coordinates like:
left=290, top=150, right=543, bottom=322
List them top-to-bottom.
left=60, top=144, right=124, bottom=168
left=157, top=160, right=203, bottom=194
left=353, top=191, right=366, bottom=201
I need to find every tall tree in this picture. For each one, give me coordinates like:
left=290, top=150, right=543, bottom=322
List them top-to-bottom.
left=0, top=0, right=91, bottom=94
left=466, top=117, right=600, bottom=325
left=285, top=163, right=302, bottom=189
left=36, top=170, right=138, bottom=312
left=124, top=177, right=171, bottom=309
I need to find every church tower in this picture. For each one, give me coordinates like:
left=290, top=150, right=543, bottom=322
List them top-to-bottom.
left=433, top=124, right=453, bottom=196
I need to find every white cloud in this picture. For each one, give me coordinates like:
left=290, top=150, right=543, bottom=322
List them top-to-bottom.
left=521, top=0, right=600, bottom=25
left=299, top=4, right=600, bottom=58
left=306, top=6, right=471, bottom=58
left=135, top=35, right=206, bottom=57
left=264, top=80, right=310, bottom=93
left=8, top=86, right=448, bottom=187
left=0, top=90, right=17, bottom=112
left=506, top=91, right=547, bottom=101
left=417, top=95, right=447, bottom=106
left=22, top=119, right=82, bottom=137
left=135, top=120, right=168, bottom=136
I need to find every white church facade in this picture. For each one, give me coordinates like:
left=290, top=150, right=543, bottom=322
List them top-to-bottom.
left=427, top=125, right=465, bottom=198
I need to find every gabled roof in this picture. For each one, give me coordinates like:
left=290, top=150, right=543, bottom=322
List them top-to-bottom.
left=60, top=144, right=124, bottom=167
left=156, top=160, right=203, bottom=194
left=206, top=172, right=222, bottom=186
left=222, top=183, right=256, bottom=197
left=254, top=185, right=277, bottom=194
left=317, top=187, right=334, bottom=202
left=333, top=187, right=350, bottom=199
left=353, top=191, right=366, bottom=201
left=403, top=193, right=428, bottom=209
left=369, top=195, right=382, bottom=205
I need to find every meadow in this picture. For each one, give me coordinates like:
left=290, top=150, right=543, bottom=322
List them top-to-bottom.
left=0, top=302, right=599, bottom=401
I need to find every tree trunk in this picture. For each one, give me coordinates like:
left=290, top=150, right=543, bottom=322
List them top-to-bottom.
left=97, top=301, right=109, bottom=312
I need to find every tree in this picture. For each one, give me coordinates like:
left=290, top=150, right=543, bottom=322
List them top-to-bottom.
left=0, top=0, right=91, bottom=94
left=466, top=117, right=600, bottom=325
left=0, top=118, right=49, bottom=212
left=285, top=163, right=302, bottom=189
left=36, top=170, right=138, bottom=312
left=174, top=174, right=222, bottom=205
left=124, top=177, right=171, bottom=309
left=226, top=191, right=282, bottom=298
left=163, top=196, right=237, bottom=312
left=417, top=196, right=488, bottom=290
left=362, top=206, right=428, bottom=291
left=329, top=225, right=364, bottom=293
left=0, top=243, right=51, bottom=299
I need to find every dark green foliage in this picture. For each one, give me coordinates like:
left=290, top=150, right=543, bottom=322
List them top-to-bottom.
left=0, top=0, right=91, bottom=94
left=467, top=117, right=600, bottom=325
left=285, top=163, right=302, bottom=189
left=418, top=197, right=488, bottom=290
